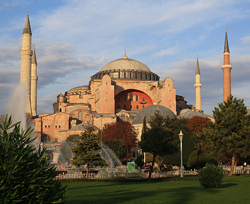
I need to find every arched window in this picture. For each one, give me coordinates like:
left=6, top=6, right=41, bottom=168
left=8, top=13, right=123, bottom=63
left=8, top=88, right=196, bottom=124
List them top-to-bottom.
left=124, top=94, right=127, bottom=101
left=136, top=95, right=139, bottom=101
left=117, top=96, right=120, bottom=102
left=143, top=97, right=145, bottom=102
left=117, top=104, right=120, bottom=109
left=123, top=104, right=126, bottom=109
left=130, top=105, right=133, bottom=110
left=136, top=105, right=139, bottom=109
left=59, top=108, right=62, bottom=112
left=78, top=111, right=83, bottom=121
left=71, top=114, right=75, bottom=118
left=86, top=114, right=90, bottom=122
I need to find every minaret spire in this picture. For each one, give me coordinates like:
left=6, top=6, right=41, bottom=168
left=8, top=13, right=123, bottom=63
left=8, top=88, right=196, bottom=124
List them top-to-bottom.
left=23, top=9, right=32, bottom=35
left=222, top=27, right=232, bottom=102
left=194, top=54, right=202, bottom=111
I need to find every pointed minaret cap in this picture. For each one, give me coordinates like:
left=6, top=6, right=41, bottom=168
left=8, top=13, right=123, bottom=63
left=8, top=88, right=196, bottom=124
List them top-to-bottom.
left=23, top=10, right=32, bottom=35
left=224, top=27, right=229, bottom=53
left=32, top=44, right=37, bottom=65
left=123, top=48, right=128, bottom=59
left=196, top=54, right=200, bottom=75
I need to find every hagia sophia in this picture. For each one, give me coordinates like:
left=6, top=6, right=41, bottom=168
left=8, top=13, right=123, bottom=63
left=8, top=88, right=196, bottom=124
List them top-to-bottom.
left=20, top=12, right=232, bottom=159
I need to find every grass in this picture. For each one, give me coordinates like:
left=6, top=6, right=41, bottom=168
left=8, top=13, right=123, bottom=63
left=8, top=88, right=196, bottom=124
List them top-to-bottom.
left=62, top=175, right=250, bottom=204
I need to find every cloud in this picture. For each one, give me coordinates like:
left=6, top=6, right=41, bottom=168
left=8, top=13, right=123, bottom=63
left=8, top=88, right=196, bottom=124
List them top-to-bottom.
left=152, top=46, right=178, bottom=57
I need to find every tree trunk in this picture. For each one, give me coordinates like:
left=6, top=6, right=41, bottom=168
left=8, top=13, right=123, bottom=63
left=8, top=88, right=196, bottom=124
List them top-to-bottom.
left=148, top=154, right=156, bottom=179
left=228, top=155, right=236, bottom=177
left=86, top=166, right=89, bottom=178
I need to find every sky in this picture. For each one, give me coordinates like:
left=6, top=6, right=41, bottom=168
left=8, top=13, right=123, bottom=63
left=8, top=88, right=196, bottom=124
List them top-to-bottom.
left=1, top=0, right=250, bottom=116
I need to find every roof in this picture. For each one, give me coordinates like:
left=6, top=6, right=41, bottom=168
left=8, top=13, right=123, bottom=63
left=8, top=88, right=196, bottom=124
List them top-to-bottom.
left=23, top=11, right=32, bottom=35
left=224, top=28, right=230, bottom=53
left=32, top=44, right=37, bottom=65
left=100, top=58, right=151, bottom=72
left=69, top=85, right=90, bottom=91
left=132, top=105, right=176, bottom=125
left=178, top=110, right=208, bottom=119
left=70, top=123, right=100, bottom=131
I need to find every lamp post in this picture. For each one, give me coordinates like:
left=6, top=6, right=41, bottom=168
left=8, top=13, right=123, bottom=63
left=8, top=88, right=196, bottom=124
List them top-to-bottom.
left=139, top=101, right=147, bottom=164
left=179, top=130, right=184, bottom=177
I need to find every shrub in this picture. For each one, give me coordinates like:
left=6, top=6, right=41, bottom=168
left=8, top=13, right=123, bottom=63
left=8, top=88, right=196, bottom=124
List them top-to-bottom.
left=0, top=116, right=67, bottom=203
left=187, top=150, right=217, bottom=169
left=198, top=163, right=223, bottom=188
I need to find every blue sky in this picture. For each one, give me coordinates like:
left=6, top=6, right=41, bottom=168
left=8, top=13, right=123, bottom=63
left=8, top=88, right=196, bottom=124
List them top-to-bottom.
left=1, top=0, right=250, bottom=116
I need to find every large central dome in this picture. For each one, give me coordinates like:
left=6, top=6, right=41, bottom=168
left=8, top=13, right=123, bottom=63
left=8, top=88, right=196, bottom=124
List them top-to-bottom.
left=90, top=54, right=159, bottom=81
left=100, top=58, right=151, bottom=72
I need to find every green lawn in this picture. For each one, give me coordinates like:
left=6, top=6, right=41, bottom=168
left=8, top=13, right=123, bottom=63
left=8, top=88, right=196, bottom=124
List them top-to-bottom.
left=63, top=175, right=250, bottom=204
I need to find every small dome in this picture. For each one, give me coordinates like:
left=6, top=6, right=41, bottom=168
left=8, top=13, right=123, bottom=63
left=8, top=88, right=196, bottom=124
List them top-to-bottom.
left=100, top=58, right=151, bottom=72
left=69, top=85, right=90, bottom=91
left=57, top=93, right=64, bottom=97
left=132, top=105, right=176, bottom=125
left=180, top=108, right=192, bottom=115
left=178, top=111, right=208, bottom=119
left=70, top=123, right=99, bottom=131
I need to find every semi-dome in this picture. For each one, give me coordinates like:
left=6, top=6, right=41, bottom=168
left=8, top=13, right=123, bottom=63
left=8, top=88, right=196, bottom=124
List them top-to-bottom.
left=100, top=58, right=151, bottom=72
left=132, top=105, right=176, bottom=125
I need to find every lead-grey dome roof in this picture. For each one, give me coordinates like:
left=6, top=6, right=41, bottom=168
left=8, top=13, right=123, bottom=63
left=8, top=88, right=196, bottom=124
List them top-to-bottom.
left=100, top=58, right=151, bottom=72
left=69, top=85, right=90, bottom=91
left=132, top=105, right=176, bottom=125
left=178, top=111, right=208, bottom=119
left=70, top=123, right=99, bottom=131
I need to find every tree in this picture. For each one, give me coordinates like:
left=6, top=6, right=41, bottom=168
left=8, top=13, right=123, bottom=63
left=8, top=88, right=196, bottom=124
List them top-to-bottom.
left=203, top=95, right=250, bottom=176
left=0, top=115, right=66, bottom=203
left=187, top=116, right=210, bottom=135
left=103, top=121, right=137, bottom=156
left=70, top=127, right=107, bottom=178
left=140, top=127, right=178, bottom=178
left=104, top=139, right=127, bottom=159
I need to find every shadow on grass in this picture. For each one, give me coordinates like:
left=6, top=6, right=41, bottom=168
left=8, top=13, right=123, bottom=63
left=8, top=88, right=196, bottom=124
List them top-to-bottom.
left=219, top=183, right=238, bottom=189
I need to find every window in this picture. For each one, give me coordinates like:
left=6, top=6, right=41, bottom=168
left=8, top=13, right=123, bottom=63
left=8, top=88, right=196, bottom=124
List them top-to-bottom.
left=129, top=92, right=133, bottom=101
left=124, top=94, right=127, bottom=101
left=136, top=95, right=139, bottom=101
left=117, top=96, right=120, bottom=102
left=143, top=97, right=145, bottom=102
left=117, top=104, right=120, bottom=109
left=123, top=104, right=126, bottom=109
left=130, top=105, right=133, bottom=110
left=136, top=105, right=139, bottom=109
left=142, top=105, right=145, bottom=108
left=59, top=108, right=62, bottom=112
left=78, top=111, right=83, bottom=121
left=71, top=114, right=75, bottom=118
left=86, top=114, right=90, bottom=122
left=45, top=125, right=47, bottom=128
left=55, top=125, right=57, bottom=128
left=41, top=134, right=50, bottom=143
left=54, top=138, right=58, bottom=142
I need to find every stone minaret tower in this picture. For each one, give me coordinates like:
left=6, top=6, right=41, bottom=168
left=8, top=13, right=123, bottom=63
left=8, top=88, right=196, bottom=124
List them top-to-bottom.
left=20, top=10, right=32, bottom=115
left=222, top=28, right=232, bottom=102
left=31, top=44, right=38, bottom=116
left=194, top=54, right=202, bottom=111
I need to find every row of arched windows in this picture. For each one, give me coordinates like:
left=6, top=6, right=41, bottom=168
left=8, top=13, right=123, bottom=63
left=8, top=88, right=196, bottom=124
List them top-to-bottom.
left=117, top=104, right=145, bottom=110
left=71, top=112, right=91, bottom=122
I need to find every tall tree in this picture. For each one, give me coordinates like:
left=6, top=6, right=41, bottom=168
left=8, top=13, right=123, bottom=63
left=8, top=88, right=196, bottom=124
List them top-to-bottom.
left=203, top=95, right=250, bottom=176
left=0, top=116, right=66, bottom=203
left=187, top=116, right=210, bottom=135
left=103, top=121, right=137, bottom=156
left=70, top=127, right=106, bottom=178
left=140, top=127, right=178, bottom=178
left=104, top=139, right=127, bottom=159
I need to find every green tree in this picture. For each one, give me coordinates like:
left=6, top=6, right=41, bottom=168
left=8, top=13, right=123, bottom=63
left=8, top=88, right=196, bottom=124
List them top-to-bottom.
left=203, top=95, right=250, bottom=176
left=0, top=115, right=66, bottom=203
left=70, top=127, right=107, bottom=178
left=140, top=127, right=178, bottom=178
left=104, top=139, right=127, bottom=159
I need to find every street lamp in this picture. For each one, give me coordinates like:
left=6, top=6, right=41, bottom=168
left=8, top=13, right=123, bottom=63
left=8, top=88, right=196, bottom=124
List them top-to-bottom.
left=139, top=101, right=147, bottom=164
left=179, top=130, right=184, bottom=177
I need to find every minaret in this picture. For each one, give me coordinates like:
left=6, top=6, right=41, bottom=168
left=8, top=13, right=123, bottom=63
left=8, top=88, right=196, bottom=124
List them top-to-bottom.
left=20, top=10, right=32, bottom=115
left=222, top=27, right=232, bottom=102
left=31, top=44, right=38, bottom=116
left=194, top=54, right=202, bottom=111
